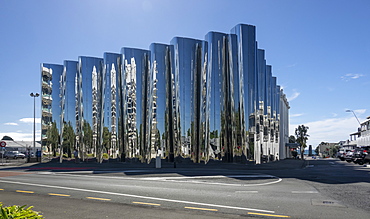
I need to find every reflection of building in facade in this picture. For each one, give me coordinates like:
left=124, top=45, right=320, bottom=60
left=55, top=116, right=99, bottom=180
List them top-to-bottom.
left=41, top=23, right=290, bottom=165
left=149, top=43, right=177, bottom=161
left=122, top=48, right=151, bottom=163
left=103, top=53, right=122, bottom=159
left=78, top=56, right=104, bottom=161
left=41, top=64, right=63, bottom=154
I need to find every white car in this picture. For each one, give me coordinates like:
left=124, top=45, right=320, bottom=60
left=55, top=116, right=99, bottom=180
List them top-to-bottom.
left=4, top=151, right=26, bottom=159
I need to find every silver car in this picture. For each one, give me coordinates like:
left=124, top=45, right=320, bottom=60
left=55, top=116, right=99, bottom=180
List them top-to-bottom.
left=4, top=151, right=26, bottom=159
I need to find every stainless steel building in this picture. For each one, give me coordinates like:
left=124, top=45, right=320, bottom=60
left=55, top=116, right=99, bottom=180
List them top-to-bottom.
left=41, top=23, right=290, bottom=165
left=41, top=63, right=63, bottom=155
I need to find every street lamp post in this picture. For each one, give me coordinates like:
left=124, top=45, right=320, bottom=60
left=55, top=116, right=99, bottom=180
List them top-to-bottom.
left=30, top=92, right=39, bottom=161
left=346, top=109, right=361, bottom=125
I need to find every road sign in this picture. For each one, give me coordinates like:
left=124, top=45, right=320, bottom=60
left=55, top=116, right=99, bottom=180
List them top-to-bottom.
left=0, top=141, right=6, bottom=147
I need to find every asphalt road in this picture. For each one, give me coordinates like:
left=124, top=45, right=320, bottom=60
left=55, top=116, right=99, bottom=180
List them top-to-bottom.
left=0, top=158, right=369, bottom=218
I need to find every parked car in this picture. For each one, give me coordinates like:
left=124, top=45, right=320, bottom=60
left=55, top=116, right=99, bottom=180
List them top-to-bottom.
left=357, top=146, right=370, bottom=165
left=352, top=148, right=366, bottom=164
left=337, top=149, right=352, bottom=161
left=344, top=149, right=355, bottom=162
left=4, top=151, right=26, bottom=159
left=364, top=153, right=370, bottom=164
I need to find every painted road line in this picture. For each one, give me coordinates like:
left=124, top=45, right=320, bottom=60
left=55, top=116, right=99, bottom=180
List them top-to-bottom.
left=51, top=173, right=282, bottom=187
left=0, top=179, right=275, bottom=214
left=0, top=189, right=4, bottom=191
left=16, top=190, right=34, bottom=194
left=235, top=191, right=258, bottom=193
left=291, top=191, right=318, bottom=194
left=48, top=193, right=71, bottom=197
left=86, top=197, right=111, bottom=201
left=132, top=201, right=160, bottom=206
left=185, top=206, right=218, bottom=212
left=248, top=212, right=290, bottom=218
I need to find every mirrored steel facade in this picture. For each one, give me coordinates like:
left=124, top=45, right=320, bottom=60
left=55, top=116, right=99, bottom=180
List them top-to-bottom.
left=41, top=23, right=290, bottom=165
left=170, top=37, right=209, bottom=163
left=149, top=43, right=178, bottom=161
left=121, top=48, right=151, bottom=163
left=102, top=53, right=123, bottom=159
left=78, top=56, right=104, bottom=161
left=61, top=61, right=78, bottom=158
left=41, top=64, right=63, bottom=154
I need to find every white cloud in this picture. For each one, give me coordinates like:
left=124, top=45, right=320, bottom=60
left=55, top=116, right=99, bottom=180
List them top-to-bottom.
left=341, top=73, right=364, bottom=81
left=287, top=90, right=300, bottom=102
left=354, top=109, right=366, bottom=115
left=290, top=113, right=303, bottom=118
left=290, top=116, right=362, bottom=148
left=19, top=118, right=41, bottom=124
left=4, top=122, right=18, bottom=126
left=0, top=131, right=40, bottom=141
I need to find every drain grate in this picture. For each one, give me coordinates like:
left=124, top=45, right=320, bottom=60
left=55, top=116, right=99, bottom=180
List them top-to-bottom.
left=311, top=199, right=345, bottom=207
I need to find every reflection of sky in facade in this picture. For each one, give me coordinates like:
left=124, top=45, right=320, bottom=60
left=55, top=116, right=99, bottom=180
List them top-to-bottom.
left=230, top=24, right=256, bottom=130
left=205, top=32, right=224, bottom=138
left=171, top=37, right=205, bottom=138
left=150, top=43, right=169, bottom=136
left=257, top=49, right=266, bottom=113
left=103, top=53, right=121, bottom=130
left=78, top=56, right=103, bottom=127
left=62, top=60, right=78, bottom=130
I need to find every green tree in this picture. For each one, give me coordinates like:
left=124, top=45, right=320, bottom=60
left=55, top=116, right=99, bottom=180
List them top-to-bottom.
left=46, top=121, right=59, bottom=156
left=295, top=125, right=309, bottom=159
left=289, top=135, right=296, bottom=143
left=314, top=146, right=319, bottom=155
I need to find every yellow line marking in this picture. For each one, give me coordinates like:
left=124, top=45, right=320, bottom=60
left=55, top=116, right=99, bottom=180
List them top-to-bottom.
left=0, top=189, right=4, bottom=191
left=16, top=190, right=34, bottom=194
left=48, top=193, right=70, bottom=197
left=86, top=197, right=111, bottom=201
left=132, top=201, right=161, bottom=206
left=185, top=206, right=218, bottom=212
left=248, top=212, right=290, bottom=218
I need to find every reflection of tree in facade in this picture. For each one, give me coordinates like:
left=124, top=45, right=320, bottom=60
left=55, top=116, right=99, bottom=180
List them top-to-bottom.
left=125, top=58, right=137, bottom=158
left=82, top=120, right=93, bottom=154
left=46, top=121, right=59, bottom=156
left=62, top=121, right=75, bottom=157
left=102, top=126, right=111, bottom=154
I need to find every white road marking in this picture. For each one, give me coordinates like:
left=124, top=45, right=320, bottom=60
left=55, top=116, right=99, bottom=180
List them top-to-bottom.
left=40, top=172, right=282, bottom=187
left=0, top=179, right=275, bottom=213
left=235, top=191, right=259, bottom=193
left=291, top=191, right=318, bottom=194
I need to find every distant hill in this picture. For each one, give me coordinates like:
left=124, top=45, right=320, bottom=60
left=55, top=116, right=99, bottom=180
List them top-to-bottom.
left=1, top=136, right=14, bottom=141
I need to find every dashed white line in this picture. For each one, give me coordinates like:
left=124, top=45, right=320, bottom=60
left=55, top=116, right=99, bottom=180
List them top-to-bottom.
left=291, top=191, right=318, bottom=194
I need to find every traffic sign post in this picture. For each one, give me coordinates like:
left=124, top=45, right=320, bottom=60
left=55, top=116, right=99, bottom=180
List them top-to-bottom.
left=0, top=141, right=6, bottom=165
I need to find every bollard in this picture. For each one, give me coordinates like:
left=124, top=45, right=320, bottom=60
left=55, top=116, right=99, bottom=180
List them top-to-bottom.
left=155, top=155, right=161, bottom=168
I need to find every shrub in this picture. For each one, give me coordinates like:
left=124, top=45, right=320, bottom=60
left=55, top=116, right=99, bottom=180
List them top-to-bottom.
left=102, top=153, right=109, bottom=159
left=0, top=203, right=43, bottom=218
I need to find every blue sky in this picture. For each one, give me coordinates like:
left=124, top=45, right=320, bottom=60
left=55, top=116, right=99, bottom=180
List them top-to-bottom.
left=1, top=0, right=369, bottom=148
